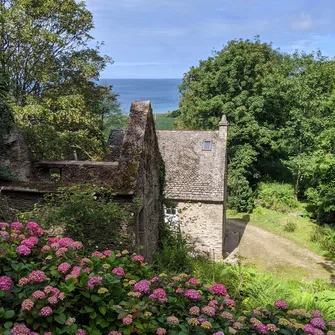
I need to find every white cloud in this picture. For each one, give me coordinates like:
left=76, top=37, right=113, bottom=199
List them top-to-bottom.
left=292, top=12, right=314, bottom=31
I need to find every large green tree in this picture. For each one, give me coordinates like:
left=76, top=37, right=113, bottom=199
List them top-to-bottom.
left=0, top=0, right=120, bottom=159
left=179, top=38, right=284, bottom=211
left=179, top=38, right=335, bottom=216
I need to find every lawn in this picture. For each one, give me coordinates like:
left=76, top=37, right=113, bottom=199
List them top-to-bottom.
left=227, top=206, right=328, bottom=258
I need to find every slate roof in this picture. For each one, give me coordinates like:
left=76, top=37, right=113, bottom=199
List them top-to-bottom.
left=157, top=129, right=227, bottom=202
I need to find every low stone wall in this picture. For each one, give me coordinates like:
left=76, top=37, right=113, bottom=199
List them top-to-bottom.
left=176, top=202, right=224, bottom=259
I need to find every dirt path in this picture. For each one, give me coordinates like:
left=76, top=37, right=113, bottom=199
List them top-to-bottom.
left=226, top=219, right=335, bottom=280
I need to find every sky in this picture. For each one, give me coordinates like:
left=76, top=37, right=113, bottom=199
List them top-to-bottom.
left=85, top=0, right=335, bottom=79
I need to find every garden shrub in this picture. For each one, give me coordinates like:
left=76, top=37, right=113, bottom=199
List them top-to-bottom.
left=255, top=182, right=300, bottom=213
left=19, top=185, right=131, bottom=251
left=1, top=221, right=335, bottom=334
left=283, top=221, right=298, bottom=233
left=311, top=225, right=335, bottom=255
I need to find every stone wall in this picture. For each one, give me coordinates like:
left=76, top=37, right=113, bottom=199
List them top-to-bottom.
left=119, top=101, right=162, bottom=257
left=176, top=202, right=224, bottom=259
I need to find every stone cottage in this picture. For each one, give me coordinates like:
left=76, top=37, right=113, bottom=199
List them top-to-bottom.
left=157, top=117, right=228, bottom=259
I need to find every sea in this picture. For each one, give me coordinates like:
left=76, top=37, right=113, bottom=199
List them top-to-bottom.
left=99, top=78, right=182, bottom=114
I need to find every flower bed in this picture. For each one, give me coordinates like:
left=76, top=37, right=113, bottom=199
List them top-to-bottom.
left=1, top=221, right=335, bottom=334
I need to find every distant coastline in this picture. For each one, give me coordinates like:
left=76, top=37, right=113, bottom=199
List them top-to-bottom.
left=99, top=78, right=182, bottom=114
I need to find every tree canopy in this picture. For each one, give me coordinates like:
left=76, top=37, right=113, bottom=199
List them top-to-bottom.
left=0, top=0, right=120, bottom=160
left=179, top=38, right=335, bottom=222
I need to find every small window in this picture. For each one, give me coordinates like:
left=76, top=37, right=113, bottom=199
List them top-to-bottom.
left=202, top=140, right=212, bottom=151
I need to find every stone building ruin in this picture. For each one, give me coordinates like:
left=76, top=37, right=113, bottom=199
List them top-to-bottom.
left=1, top=101, right=228, bottom=258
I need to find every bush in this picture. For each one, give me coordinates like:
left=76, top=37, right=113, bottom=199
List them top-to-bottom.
left=255, top=182, right=300, bottom=213
left=19, top=185, right=130, bottom=251
left=2, top=221, right=335, bottom=334
left=283, top=221, right=298, bottom=232
left=311, top=225, right=335, bottom=255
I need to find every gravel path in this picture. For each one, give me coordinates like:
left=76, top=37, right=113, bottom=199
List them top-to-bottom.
left=226, top=219, right=335, bottom=280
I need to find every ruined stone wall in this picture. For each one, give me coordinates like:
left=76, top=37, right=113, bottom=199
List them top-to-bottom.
left=118, top=101, right=162, bottom=257
left=176, top=202, right=224, bottom=259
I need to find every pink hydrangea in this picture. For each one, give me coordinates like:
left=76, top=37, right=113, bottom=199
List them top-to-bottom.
left=0, top=222, right=9, bottom=229
left=27, top=222, right=43, bottom=236
left=0, top=231, right=9, bottom=239
left=27, top=236, right=39, bottom=245
left=48, top=237, right=59, bottom=244
left=58, top=237, right=74, bottom=247
left=20, top=239, right=35, bottom=248
left=71, top=241, right=83, bottom=250
left=16, top=245, right=31, bottom=256
left=41, top=245, right=51, bottom=253
left=56, top=247, right=68, bottom=257
left=104, top=250, right=113, bottom=257
left=91, top=251, right=104, bottom=258
left=133, top=255, right=145, bottom=263
left=58, top=262, right=72, bottom=274
left=66, top=266, right=82, bottom=280
left=112, top=267, right=125, bottom=276
left=28, top=270, right=46, bottom=283
left=0, top=275, right=14, bottom=292
left=87, top=276, right=103, bottom=288
left=151, top=276, right=159, bottom=283
left=19, top=277, right=29, bottom=286
left=186, top=278, right=199, bottom=286
left=134, top=280, right=151, bottom=293
left=208, top=284, right=227, bottom=296
left=176, top=287, right=184, bottom=294
left=149, top=288, right=167, bottom=302
left=184, top=289, right=202, bottom=301
left=32, top=290, right=46, bottom=299
left=48, top=295, right=58, bottom=305
left=224, top=298, right=236, bottom=308
left=21, top=299, right=34, bottom=311
left=208, top=299, right=218, bottom=307
left=274, top=300, right=288, bottom=309
left=40, top=306, right=53, bottom=317
left=189, top=306, right=200, bottom=315
left=201, top=306, right=216, bottom=317
left=312, top=310, right=324, bottom=318
left=167, top=316, right=179, bottom=324
left=122, top=317, right=133, bottom=325
left=311, top=318, right=326, bottom=330
left=10, top=324, right=31, bottom=335
left=255, top=324, right=268, bottom=334
left=304, top=324, right=315, bottom=334
left=156, top=328, right=167, bottom=335
left=76, top=330, right=87, bottom=335
left=108, top=331, right=122, bottom=335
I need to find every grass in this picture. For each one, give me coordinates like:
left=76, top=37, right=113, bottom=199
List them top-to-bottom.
left=154, top=113, right=178, bottom=130
left=227, top=206, right=328, bottom=258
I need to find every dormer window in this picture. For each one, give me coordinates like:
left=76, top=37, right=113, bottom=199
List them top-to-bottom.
left=202, top=140, right=212, bottom=151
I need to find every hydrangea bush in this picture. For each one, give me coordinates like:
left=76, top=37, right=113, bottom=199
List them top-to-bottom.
left=1, top=221, right=335, bottom=334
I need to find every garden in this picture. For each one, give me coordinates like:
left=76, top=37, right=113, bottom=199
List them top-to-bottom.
left=1, top=221, right=335, bottom=335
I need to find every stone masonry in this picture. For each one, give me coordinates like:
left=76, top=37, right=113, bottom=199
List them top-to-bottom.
left=157, top=116, right=228, bottom=258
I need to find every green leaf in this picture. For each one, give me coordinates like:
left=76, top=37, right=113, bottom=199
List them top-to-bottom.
left=98, top=306, right=106, bottom=315
left=4, top=310, right=15, bottom=319
left=54, top=313, right=66, bottom=325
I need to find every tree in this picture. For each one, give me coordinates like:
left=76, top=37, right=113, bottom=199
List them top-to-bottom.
left=0, top=0, right=120, bottom=159
left=179, top=38, right=284, bottom=211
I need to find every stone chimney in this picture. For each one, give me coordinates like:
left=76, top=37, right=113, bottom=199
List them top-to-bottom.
left=218, top=115, right=228, bottom=139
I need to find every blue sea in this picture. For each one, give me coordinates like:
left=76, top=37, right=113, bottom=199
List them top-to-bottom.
left=99, top=78, right=182, bottom=114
